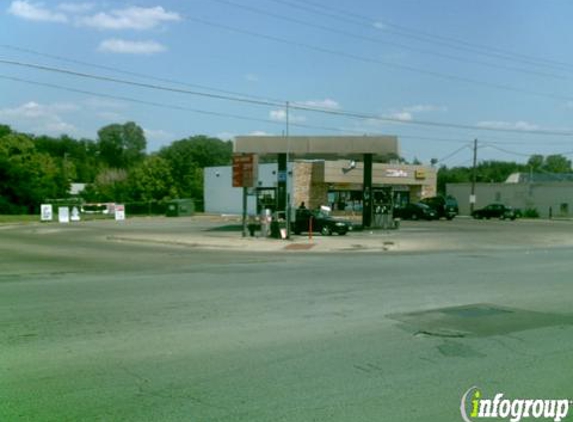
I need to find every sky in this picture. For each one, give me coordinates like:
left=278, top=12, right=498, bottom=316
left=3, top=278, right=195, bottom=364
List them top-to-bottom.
left=2, top=0, right=573, bottom=166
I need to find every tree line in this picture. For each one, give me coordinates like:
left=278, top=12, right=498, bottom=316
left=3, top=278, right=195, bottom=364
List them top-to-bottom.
left=1, top=120, right=571, bottom=214
left=0, top=122, right=232, bottom=214
left=437, top=154, right=572, bottom=194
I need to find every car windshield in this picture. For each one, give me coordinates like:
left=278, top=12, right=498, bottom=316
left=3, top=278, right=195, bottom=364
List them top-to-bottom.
left=315, top=210, right=330, bottom=219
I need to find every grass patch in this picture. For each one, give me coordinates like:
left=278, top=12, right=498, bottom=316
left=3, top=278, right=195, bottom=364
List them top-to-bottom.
left=0, top=215, right=39, bottom=224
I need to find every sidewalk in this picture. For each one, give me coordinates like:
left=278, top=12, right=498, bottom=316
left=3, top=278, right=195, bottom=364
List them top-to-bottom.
left=103, top=214, right=573, bottom=253
left=107, top=226, right=428, bottom=254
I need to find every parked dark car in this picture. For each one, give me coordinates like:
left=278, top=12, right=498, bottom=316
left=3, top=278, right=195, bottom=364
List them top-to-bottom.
left=420, top=195, right=459, bottom=220
left=393, top=203, right=438, bottom=220
left=471, top=203, right=519, bottom=220
left=293, top=209, right=353, bottom=236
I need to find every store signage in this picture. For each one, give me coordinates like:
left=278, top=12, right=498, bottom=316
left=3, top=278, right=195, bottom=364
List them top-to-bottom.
left=233, top=154, right=258, bottom=187
left=385, top=169, right=408, bottom=178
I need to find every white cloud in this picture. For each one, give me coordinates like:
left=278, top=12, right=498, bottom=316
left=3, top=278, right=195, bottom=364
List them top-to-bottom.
left=8, top=0, right=68, bottom=23
left=57, top=2, right=94, bottom=13
left=77, top=6, right=180, bottom=30
left=373, top=22, right=386, bottom=30
left=98, top=39, right=167, bottom=55
left=245, top=74, right=259, bottom=82
left=298, top=98, right=340, bottom=110
left=0, top=101, right=78, bottom=134
left=377, top=104, right=447, bottom=124
left=403, top=104, right=447, bottom=113
left=269, top=109, right=306, bottom=123
left=96, top=111, right=125, bottom=121
left=388, top=111, right=413, bottom=121
left=44, top=120, right=76, bottom=133
left=476, top=120, right=540, bottom=131
left=144, top=128, right=173, bottom=142
left=249, top=131, right=272, bottom=136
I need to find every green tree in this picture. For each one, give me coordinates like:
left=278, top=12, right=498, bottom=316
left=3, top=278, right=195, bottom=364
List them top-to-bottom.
left=97, top=122, right=146, bottom=169
left=0, top=124, right=11, bottom=138
left=0, top=133, right=66, bottom=213
left=34, top=134, right=100, bottom=182
left=159, top=135, right=232, bottom=199
left=526, top=154, right=571, bottom=174
left=527, top=154, right=544, bottom=171
left=543, top=154, right=571, bottom=173
left=128, top=155, right=178, bottom=201
left=475, top=160, right=524, bottom=183
left=86, top=168, right=130, bottom=202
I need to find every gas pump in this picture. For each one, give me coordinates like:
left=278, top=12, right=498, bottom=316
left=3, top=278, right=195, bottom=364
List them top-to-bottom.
left=373, top=187, right=394, bottom=229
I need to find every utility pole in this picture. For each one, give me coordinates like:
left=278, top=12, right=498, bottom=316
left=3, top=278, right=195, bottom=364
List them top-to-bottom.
left=285, top=101, right=291, bottom=239
left=470, top=138, right=478, bottom=213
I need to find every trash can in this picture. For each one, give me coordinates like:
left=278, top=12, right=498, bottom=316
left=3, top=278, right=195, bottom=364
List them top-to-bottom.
left=261, top=209, right=272, bottom=237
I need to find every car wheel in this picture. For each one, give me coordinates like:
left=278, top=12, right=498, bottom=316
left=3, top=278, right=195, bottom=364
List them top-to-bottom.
left=411, top=213, right=419, bottom=221
left=321, top=226, right=332, bottom=236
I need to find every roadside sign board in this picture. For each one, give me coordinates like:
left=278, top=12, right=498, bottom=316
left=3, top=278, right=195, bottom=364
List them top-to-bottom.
left=232, top=154, right=258, bottom=188
left=41, top=204, right=53, bottom=222
left=115, top=204, right=126, bottom=221
left=71, top=206, right=81, bottom=222
left=58, top=207, right=70, bottom=223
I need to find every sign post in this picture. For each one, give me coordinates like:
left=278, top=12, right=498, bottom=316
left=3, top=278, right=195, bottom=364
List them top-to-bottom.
left=233, top=154, right=258, bottom=237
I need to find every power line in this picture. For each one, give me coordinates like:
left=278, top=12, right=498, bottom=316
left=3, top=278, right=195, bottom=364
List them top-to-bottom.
left=203, top=0, right=566, bottom=81
left=265, top=0, right=573, bottom=74
left=178, top=15, right=573, bottom=104
left=0, top=44, right=286, bottom=105
left=8, top=45, right=573, bottom=143
left=0, top=58, right=283, bottom=108
left=3, top=58, right=573, bottom=137
left=0, top=73, right=405, bottom=137
left=0, top=74, right=279, bottom=125
left=4, top=74, right=572, bottom=162
left=289, top=102, right=573, bottom=137
left=482, top=143, right=533, bottom=158
left=484, top=143, right=573, bottom=158
left=437, top=144, right=471, bottom=163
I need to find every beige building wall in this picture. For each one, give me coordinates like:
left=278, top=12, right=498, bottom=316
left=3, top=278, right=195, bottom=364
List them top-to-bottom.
left=291, top=160, right=437, bottom=208
left=323, top=160, right=437, bottom=201
left=293, top=161, right=327, bottom=209
left=447, top=182, right=573, bottom=218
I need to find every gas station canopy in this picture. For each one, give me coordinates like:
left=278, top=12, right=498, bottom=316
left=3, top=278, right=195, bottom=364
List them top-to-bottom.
left=234, top=135, right=399, bottom=160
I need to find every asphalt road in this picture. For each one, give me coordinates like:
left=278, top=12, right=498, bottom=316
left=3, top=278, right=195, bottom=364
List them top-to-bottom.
left=2, top=218, right=573, bottom=421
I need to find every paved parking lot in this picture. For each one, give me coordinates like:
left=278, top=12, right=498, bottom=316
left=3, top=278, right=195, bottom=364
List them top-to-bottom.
left=2, top=217, right=573, bottom=421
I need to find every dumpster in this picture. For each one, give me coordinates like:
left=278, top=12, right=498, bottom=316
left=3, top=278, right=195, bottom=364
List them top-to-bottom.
left=166, top=199, right=195, bottom=217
